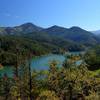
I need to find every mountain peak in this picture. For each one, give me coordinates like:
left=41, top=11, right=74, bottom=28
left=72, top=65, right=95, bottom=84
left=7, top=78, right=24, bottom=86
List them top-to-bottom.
left=14, top=22, right=43, bottom=33
left=18, top=22, right=38, bottom=28
left=48, top=25, right=67, bottom=30
left=51, top=25, right=60, bottom=28
left=70, top=26, right=82, bottom=30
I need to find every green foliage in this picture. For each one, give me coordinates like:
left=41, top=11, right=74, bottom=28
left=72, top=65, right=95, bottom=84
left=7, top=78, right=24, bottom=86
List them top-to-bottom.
left=0, top=35, right=51, bottom=65
left=0, top=36, right=100, bottom=99
left=85, top=45, right=100, bottom=70
left=0, top=56, right=100, bottom=100
left=36, top=90, right=60, bottom=100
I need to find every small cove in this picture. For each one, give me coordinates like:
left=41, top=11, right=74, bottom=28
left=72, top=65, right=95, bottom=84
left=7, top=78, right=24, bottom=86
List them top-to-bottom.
left=0, top=52, right=83, bottom=77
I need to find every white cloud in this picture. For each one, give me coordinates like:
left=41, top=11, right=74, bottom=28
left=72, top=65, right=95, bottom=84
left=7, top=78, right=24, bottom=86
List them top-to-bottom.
left=3, top=12, right=20, bottom=19
left=4, top=13, right=12, bottom=17
left=15, top=15, right=20, bottom=18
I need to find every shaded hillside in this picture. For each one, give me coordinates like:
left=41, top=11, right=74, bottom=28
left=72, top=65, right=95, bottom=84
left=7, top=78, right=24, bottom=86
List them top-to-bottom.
left=0, top=23, right=99, bottom=50
left=43, top=26, right=99, bottom=46
left=21, top=31, right=85, bottom=51
left=0, top=35, right=53, bottom=65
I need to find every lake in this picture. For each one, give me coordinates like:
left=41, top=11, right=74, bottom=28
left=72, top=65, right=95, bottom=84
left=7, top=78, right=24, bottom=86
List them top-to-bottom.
left=0, top=52, right=83, bottom=77
left=0, top=54, right=65, bottom=77
left=31, top=54, right=65, bottom=71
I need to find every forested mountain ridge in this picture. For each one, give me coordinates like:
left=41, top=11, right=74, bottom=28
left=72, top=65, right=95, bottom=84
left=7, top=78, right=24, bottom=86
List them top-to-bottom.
left=0, top=22, right=99, bottom=50
left=0, top=23, right=43, bottom=35
left=43, top=25, right=99, bottom=46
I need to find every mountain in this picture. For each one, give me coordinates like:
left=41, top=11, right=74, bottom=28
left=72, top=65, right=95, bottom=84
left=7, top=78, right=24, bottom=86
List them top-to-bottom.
left=0, top=23, right=43, bottom=35
left=0, top=23, right=99, bottom=51
left=14, top=23, right=43, bottom=34
left=42, top=25, right=68, bottom=35
left=43, top=25, right=99, bottom=46
left=91, top=30, right=100, bottom=35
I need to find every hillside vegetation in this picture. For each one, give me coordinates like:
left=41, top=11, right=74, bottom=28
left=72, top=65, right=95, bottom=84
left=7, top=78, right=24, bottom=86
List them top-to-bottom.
left=0, top=23, right=100, bottom=100
left=0, top=46, right=100, bottom=100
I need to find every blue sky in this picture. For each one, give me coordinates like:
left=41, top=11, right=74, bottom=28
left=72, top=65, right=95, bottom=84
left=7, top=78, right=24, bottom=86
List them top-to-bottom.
left=0, top=0, right=100, bottom=30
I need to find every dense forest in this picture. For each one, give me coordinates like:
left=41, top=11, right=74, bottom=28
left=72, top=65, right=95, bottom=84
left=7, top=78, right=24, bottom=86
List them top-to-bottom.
left=1, top=0, right=100, bottom=99
left=0, top=22, right=100, bottom=66
left=0, top=23, right=100, bottom=100
left=0, top=34, right=85, bottom=66
left=0, top=36, right=100, bottom=99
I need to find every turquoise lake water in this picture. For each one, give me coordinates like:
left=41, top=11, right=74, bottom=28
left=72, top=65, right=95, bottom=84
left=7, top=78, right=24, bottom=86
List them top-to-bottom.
left=0, top=53, right=83, bottom=77
left=0, top=54, right=65, bottom=77
left=31, top=54, right=65, bottom=71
